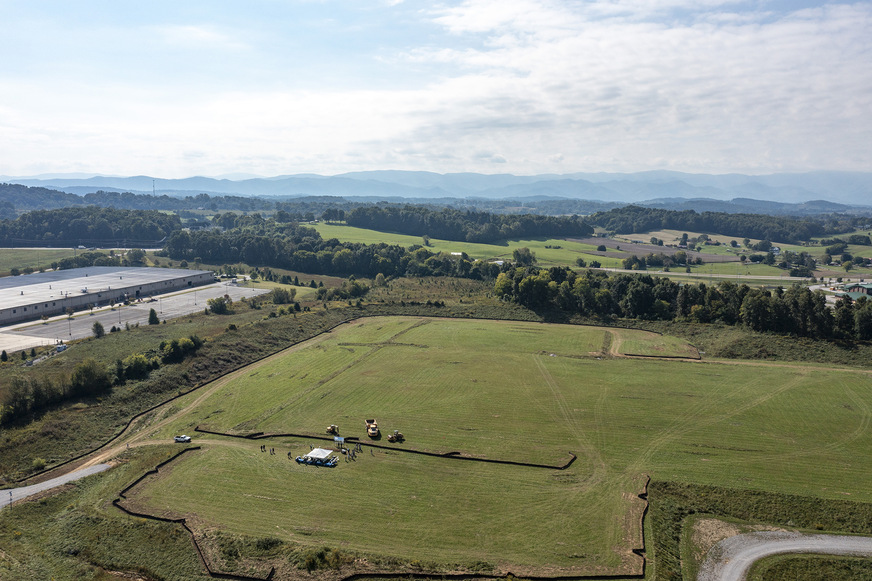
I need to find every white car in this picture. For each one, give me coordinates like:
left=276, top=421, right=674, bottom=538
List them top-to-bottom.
left=174, top=435, right=192, bottom=443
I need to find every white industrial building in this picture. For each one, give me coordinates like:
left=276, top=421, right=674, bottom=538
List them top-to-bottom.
left=0, top=267, right=214, bottom=326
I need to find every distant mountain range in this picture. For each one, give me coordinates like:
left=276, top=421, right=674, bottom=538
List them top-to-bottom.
left=1, top=170, right=870, bottom=216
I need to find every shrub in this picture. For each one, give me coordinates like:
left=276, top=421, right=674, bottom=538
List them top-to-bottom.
left=271, top=287, right=296, bottom=304
left=207, top=296, right=233, bottom=315
left=123, top=354, right=153, bottom=380
left=70, top=359, right=112, bottom=397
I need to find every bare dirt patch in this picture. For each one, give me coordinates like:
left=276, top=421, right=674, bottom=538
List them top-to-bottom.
left=694, top=518, right=742, bottom=557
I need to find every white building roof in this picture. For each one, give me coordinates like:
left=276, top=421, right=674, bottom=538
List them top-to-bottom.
left=0, top=266, right=212, bottom=311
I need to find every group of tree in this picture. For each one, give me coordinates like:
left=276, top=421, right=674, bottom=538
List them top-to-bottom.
left=344, top=205, right=593, bottom=243
left=0, top=206, right=181, bottom=246
left=588, top=206, right=848, bottom=243
left=165, top=221, right=504, bottom=280
left=622, top=251, right=702, bottom=270
left=495, top=266, right=872, bottom=341
left=1, top=331, right=205, bottom=425
left=0, top=359, right=111, bottom=425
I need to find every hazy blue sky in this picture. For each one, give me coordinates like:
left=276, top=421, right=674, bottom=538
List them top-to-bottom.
left=1, top=0, right=870, bottom=177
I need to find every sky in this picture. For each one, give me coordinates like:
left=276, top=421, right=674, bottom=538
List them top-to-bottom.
left=1, top=0, right=870, bottom=178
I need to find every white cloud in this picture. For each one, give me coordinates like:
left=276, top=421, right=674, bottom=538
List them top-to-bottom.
left=0, top=1, right=869, bottom=176
left=152, top=24, right=250, bottom=51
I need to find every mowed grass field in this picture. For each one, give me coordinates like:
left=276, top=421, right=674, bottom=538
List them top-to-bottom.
left=313, top=222, right=813, bottom=278
left=314, top=222, right=625, bottom=268
left=0, top=247, right=81, bottom=274
left=128, top=317, right=872, bottom=576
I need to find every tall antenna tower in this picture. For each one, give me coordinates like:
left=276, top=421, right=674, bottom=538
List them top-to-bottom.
left=153, top=179, right=155, bottom=196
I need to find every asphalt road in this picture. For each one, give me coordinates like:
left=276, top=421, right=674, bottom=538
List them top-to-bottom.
left=0, top=282, right=270, bottom=353
left=2, top=464, right=111, bottom=508
left=697, top=531, right=872, bottom=581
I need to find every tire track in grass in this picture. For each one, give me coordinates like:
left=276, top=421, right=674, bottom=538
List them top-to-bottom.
left=244, top=318, right=432, bottom=432
left=532, top=353, right=606, bottom=477
left=626, top=369, right=808, bottom=474
left=755, top=377, right=872, bottom=464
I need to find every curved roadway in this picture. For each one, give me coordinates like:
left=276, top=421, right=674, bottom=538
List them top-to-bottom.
left=2, top=464, right=111, bottom=508
left=697, top=531, right=872, bottom=581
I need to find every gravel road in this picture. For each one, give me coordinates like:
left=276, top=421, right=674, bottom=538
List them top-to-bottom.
left=2, top=464, right=111, bottom=507
left=697, top=530, right=872, bottom=581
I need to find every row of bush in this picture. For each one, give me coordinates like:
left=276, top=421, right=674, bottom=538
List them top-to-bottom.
left=0, top=334, right=204, bottom=426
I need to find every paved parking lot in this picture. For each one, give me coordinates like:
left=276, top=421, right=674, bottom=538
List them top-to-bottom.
left=0, top=282, right=270, bottom=354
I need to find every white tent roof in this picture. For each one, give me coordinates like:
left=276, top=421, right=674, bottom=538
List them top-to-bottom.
left=304, top=448, right=333, bottom=460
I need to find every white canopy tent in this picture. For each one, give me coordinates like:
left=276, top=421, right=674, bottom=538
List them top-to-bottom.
left=303, top=448, right=333, bottom=460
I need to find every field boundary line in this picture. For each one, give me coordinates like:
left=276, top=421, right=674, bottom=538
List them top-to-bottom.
left=194, top=426, right=578, bottom=470
left=120, top=442, right=649, bottom=581
left=113, top=446, right=276, bottom=581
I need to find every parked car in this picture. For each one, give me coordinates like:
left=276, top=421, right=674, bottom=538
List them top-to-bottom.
left=174, top=435, right=192, bottom=443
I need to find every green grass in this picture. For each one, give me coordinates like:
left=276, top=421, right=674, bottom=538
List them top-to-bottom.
left=314, top=222, right=620, bottom=268
left=313, top=223, right=826, bottom=278
left=0, top=248, right=82, bottom=275
left=125, top=316, right=872, bottom=577
left=130, top=444, right=633, bottom=574
left=0, top=446, right=211, bottom=581
left=749, top=554, right=872, bottom=581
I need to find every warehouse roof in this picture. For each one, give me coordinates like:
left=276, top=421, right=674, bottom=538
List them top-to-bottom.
left=0, top=267, right=212, bottom=311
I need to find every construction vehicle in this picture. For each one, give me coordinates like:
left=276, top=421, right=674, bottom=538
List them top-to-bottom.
left=365, top=419, right=379, bottom=438
left=326, top=424, right=339, bottom=435
left=387, top=430, right=404, bottom=443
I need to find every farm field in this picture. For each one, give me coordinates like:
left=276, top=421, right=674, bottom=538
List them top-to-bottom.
left=314, top=222, right=624, bottom=268
left=313, top=223, right=832, bottom=279
left=0, top=247, right=81, bottom=275
left=123, top=316, right=872, bottom=578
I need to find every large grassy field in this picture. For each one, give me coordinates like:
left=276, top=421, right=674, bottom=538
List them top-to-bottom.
left=314, top=222, right=626, bottom=268
left=312, top=223, right=826, bottom=279
left=0, top=247, right=81, bottom=275
left=122, top=316, right=872, bottom=578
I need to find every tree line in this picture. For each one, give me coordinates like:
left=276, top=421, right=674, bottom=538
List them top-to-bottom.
left=345, top=205, right=593, bottom=243
left=587, top=205, right=855, bottom=243
left=0, top=206, right=182, bottom=246
left=165, top=222, right=503, bottom=280
left=495, top=266, right=872, bottom=340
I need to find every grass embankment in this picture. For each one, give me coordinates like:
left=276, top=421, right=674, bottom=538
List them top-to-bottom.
left=0, top=301, right=354, bottom=481
left=634, top=319, right=872, bottom=368
left=0, top=445, right=211, bottom=581
left=749, top=555, right=872, bottom=581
